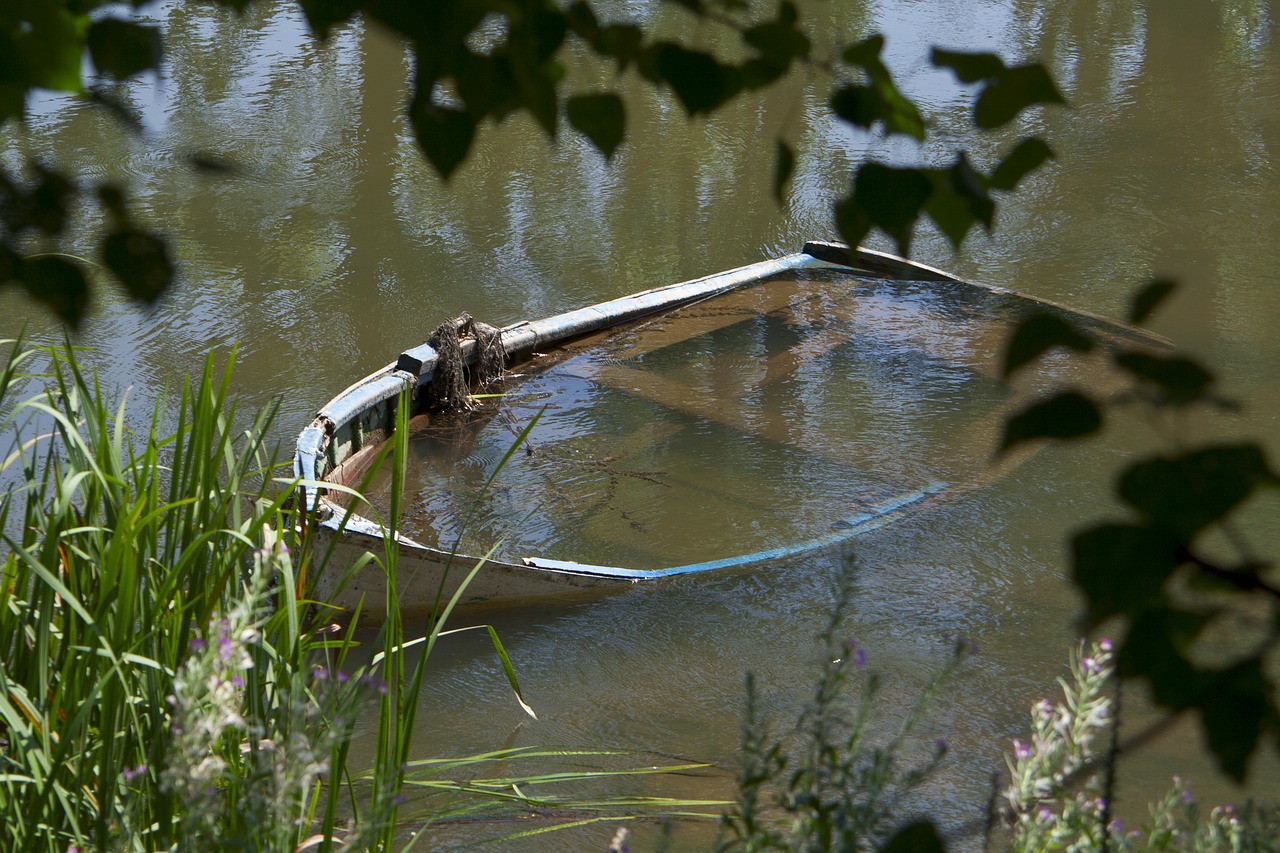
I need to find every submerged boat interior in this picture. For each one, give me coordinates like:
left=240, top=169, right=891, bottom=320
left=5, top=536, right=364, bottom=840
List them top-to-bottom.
left=293, top=242, right=1167, bottom=614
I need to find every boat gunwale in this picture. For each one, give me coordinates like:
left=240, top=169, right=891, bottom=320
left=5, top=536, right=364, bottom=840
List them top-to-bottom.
left=292, top=243, right=1172, bottom=610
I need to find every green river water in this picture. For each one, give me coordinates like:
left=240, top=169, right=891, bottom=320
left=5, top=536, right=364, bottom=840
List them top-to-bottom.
left=3, top=0, right=1278, bottom=848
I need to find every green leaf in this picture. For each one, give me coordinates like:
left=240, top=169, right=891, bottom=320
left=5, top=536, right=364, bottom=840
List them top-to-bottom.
left=296, top=0, right=362, bottom=39
left=565, top=1, right=600, bottom=38
left=743, top=1, right=809, bottom=72
left=570, top=5, right=643, bottom=69
left=9, top=6, right=89, bottom=94
left=496, top=6, right=565, bottom=121
left=87, top=19, right=161, bottom=79
left=594, top=24, right=643, bottom=68
left=842, top=34, right=886, bottom=68
left=835, top=36, right=925, bottom=139
left=648, top=43, right=741, bottom=114
left=509, top=48, right=560, bottom=136
left=930, top=48, right=1006, bottom=83
left=455, top=54, right=521, bottom=121
left=974, top=64, right=1065, bottom=129
left=830, top=83, right=924, bottom=139
left=0, top=84, right=24, bottom=124
left=830, top=85, right=880, bottom=128
left=408, top=92, right=477, bottom=179
left=566, top=93, right=625, bottom=159
left=990, top=138, right=1054, bottom=191
left=773, top=139, right=794, bottom=203
left=923, top=155, right=993, bottom=247
left=852, top=162, right=933, bottom=255
left=5, top=164, right=75, bottom=237
left=97, top=184, right=128, bottom=222
left=835, top=193, right=871, bottom=251
left=102, top=228, right=174, bottom=302
left=16, top=254, right=90, bottom=327
left=1128, top=278, right=1176, bottom=325
left=1002, top=312, right=1095, bottom=378
left=1114, top=351, right=1214, bottom=403
left=1001, top=390, right=1101, bottom=451
left=1119, top=445, right=1278, bottom=538
left=1072, top=524, right=1184, bottom=625
left=1118, top=608, right=1211, bottom=708
left=485, top=625, right=537, bottom=719
left=1200, top=658, right=1275, bottom=782
left=880, top=820, right=946, bottom=853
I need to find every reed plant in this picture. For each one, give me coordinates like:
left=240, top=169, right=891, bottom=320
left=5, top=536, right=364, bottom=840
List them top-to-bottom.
left=0, top=336, right=497, bottom=850
left=0, top=337, right=388, bottom=851
left=0, top=339, right=714, bottom=851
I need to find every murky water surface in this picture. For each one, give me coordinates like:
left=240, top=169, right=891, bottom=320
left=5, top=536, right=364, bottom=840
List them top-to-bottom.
left=4, top=0, right=1278, bottom=848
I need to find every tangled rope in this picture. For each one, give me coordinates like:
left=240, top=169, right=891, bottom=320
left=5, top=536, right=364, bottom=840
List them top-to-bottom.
left=425, top=313, right=505, bottom=412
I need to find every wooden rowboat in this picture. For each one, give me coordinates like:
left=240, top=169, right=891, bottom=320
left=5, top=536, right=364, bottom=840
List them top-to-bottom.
left=293, top=242, right=1166, bottom=617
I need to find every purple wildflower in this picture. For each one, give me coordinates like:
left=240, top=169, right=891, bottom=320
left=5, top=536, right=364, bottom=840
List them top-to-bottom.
left=189, top=637, right=206, bottom=653
left=1099, top=637, right=1113, bottom=652
left=853, top=647, right=867, bottom=668
left=1013, top=739, right=1032, bottom=761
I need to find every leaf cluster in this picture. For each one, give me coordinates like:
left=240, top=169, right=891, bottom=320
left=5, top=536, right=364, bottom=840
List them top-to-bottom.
left=0, top=0, right=1065, bottom=325
left=0, top=1, right=173, bottom=324
left=835, top=46, right=1062, bottom=254
left=999, top=282, right=1280, bottom=783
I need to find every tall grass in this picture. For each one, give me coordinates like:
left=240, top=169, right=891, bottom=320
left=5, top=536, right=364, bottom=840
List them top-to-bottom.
left=0, top=338, right=363, bottom=850
left=0, top=341, right=712, bottom=851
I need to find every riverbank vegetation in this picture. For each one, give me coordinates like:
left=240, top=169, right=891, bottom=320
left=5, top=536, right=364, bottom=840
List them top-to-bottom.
left=0, top=338, right=1275, bottom=849
left=0, top=339, right=375, bottom=850
left=0, top=341, right=546, bottom=850
left=2, top=343, right=1269, bottom=845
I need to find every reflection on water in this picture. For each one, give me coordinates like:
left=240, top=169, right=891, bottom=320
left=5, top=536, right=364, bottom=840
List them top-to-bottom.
left=3, top=0, right=1278, bottom=847
left=367, top=272, right=1025, bottom=570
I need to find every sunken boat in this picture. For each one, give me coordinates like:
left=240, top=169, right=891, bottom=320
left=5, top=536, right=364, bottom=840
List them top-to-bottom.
left=293, top=242, right=1166, bottom=616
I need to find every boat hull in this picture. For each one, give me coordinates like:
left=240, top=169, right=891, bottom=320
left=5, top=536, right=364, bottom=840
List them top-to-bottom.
left=294, top=242, right=1169, bottom=619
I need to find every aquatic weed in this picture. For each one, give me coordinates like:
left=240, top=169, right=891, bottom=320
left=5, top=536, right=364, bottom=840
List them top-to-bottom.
left=718, top=566, right=963, bottom=852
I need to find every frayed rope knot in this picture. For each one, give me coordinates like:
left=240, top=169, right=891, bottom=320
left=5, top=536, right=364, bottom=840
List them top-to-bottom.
left=425, top=313, right=505, bottom=412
